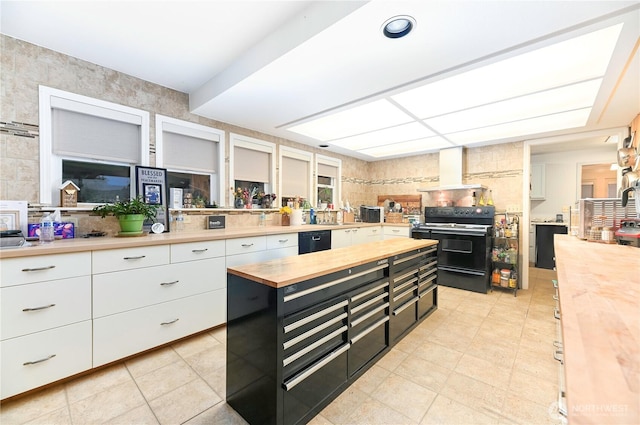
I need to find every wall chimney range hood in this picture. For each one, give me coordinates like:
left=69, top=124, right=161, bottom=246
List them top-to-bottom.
left=418, top=147, right=486, bottom=192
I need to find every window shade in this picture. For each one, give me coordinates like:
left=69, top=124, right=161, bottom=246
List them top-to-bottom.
left=52, top=108, right=140, bottom=163
left=163, top=131, right=218, bottom=173
left=234, top=147, right=270, bottom=182
left=282, top=156, right=309, bottom=198
left=318, top=163, right=338, bottom=179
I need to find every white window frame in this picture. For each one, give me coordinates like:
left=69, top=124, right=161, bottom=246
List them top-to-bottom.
left=39, top=85, right=149, bottom=205
left=155, top=115, right=225, bottom=207
left=229, top=133, right=276, bottom=207
left=279, top=146, right=313, bottom=206
left=315, top=154, right=342, bottom=208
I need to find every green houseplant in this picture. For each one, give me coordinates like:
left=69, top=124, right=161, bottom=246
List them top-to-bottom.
left=92, top=196, right=159, bottom=233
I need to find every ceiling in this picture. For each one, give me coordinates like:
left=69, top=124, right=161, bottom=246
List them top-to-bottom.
left=1, top=1, right=639, bottom=161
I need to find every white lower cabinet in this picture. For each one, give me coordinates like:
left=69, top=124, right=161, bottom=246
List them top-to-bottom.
left=383, top=225, right=410, bottom=239
left=332, top=226, right=382, bottom=248
left=93, top=290, right=224, bottom=366
left=1, top=321, right=92, bottom=399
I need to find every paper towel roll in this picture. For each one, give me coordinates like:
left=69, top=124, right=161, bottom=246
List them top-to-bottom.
left=290, top=209, right=303, bottom=226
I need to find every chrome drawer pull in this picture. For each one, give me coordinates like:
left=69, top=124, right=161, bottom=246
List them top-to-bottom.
left=312, top=236, right=321, bottom=241
left=278, top=239, right=288, bottom=243
left=241, top=243, right=254, bottom=247
left=191, top=248, right=208, bottom=253
left=394, top=251, right=424, bottom=264
left=123, top=255, right=146, bottom=260
left=284, top=264, right=387, bottom=302
left=21, top=265, right=55, bottom=272
left=393, top=269, right=418, bottom=283
left=418, top=274, right=437, bottom=286
left=394, top=278, right=417, bottom=294
left=160, top=280, right=179, bottom=286
left=350, top=282, right=389, bottom=303
left=419, top=284, right=437, bottom=298
left=393, top=286, right=417, bottom=303
left=351, top=293, right=388, bottom=315
left=552, top=295, right=558, bottom=301
left=393, top=296, right=419, bottom=315
left=284, top=300, right=348, bottom=334
left=351, top=302, right=389, bottom=327
left=22, top=304, right=56, bottom=312
left=554, top=308, right=561, bottom=320
left=283, top=313, right=347, bottom=350
left=351, top=317, right=389, bottom=344
left=160, top=318, right=179, bottom=325
left=283, top=326, right=347, bottom=367
left=553, top=340, right=563, bottom=348
left=283, top=343, right=350, bottom=391
left=553, top=349, right=564, bottom=364
left=23, top=354, right=56, bottom=365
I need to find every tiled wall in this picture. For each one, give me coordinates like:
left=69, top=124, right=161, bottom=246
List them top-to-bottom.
left=1, top=34, right=524, bottom=231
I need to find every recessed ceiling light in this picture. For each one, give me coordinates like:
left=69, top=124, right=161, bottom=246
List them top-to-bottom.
left=382, top=15, right=415, bottom=39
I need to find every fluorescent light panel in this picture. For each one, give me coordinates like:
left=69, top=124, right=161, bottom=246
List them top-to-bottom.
left=330, top=122, right=434, bottom=150
left=358, top=136, right=452, bottom=158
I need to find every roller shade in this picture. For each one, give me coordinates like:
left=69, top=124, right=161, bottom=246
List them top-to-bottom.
left=52, top=108, right=140, bottom=163
left=163, top=131, right=218, bottom=173
left=235, top=146, right=270, bottom=182
left=282, top=156, right=309, bottom=198
left=318, top=163, right=338, bottom=179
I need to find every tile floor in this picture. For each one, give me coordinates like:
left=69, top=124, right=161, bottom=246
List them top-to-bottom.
left=1, top=268, right=564, bottom=425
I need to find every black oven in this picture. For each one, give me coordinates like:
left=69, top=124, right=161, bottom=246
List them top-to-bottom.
left=412, top=207, right=494, bottom=294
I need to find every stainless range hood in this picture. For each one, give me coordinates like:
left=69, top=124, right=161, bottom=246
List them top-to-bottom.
left=418, top=147, right=486, bottom=192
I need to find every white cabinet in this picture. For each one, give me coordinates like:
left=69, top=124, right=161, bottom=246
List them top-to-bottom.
left=530, top=163, right=546, bottom=200
left=529, top=223, right=536, bottom=264
left=383, top=225, right=410, bottom=240
left=331, top=226, right=382, bottom=249
left=265, top=232, right=298, bottom=260
left=225, top=234, right=299, bottom=266
left=0, top=252, right=92, bottom=399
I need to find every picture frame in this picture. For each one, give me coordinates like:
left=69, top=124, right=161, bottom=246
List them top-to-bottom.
left=135, top=166, right=169, bottom=232
left=0, top=210, right=19, bottom=231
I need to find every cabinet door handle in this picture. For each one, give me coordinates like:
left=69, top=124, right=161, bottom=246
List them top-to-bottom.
left=372, top=229, right=378, bottom=232
left=392, top=229, right=400, bottom=233
left=311, top=236, right=321, bottom=241
left=278, top=239, right=288, bottom=243
left=241, top=243, right=254, bottom=247
left=191, top=248, right=208, bottom=253
left=123, top=255, right=146, bottom=260
left=21, top=265, right=55, bottom=272
left=160, top=280, right=179, bottom=286
left=22, top=303, right=56, bottom=312
left=554, top=308, right=561, bottom=320
left=160, top=318, right=179, bottom=325
left=553, top=350, right=564, bottom=364
left=23, top=354, right=56, bottom=365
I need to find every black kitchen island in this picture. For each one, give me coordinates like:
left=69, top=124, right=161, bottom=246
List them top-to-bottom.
left=226, top=238, right=438, bottom=425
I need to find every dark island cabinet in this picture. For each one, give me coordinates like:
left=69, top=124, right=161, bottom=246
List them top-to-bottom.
left=226, top=246, right=437, bottom=425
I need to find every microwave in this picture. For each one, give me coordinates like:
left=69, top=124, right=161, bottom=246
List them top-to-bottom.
left=360, top=206, right=384, bottom=223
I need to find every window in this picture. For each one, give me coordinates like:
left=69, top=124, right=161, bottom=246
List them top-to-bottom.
left=39, top=86, right=149, bottom=205
left=155, top=115, right=225, bottom=206
left=229, top=134, right=276, bottom=206
left=279, top=146, right=312, bottom=207
left=315, top=154, right=341, bottom=208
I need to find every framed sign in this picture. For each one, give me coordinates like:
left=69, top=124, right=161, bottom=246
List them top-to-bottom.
left=135, top=166, right=169, bottom=232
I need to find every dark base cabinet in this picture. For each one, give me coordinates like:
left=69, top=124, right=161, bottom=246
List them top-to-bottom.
left=226, top=246, right=438, bottom=425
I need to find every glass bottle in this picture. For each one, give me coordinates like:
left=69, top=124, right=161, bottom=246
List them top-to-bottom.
left=487, top=190, right=494, bottom=206
left=471, top=192, right=477, bottom=207
left=479, top=192, right=486, bottom=206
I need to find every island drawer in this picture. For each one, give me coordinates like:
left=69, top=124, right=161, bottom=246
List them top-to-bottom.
left=170, top=240, right=225, bottom=263
left=92, top=245, right=170, bottom=274
left=0, top=252, right=91, bottom=287
left=1, top=276, right=91, bottom=340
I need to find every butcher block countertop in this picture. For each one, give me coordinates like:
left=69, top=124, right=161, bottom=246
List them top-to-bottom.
left=0, top=222, right=406, bottom=259
left=554, top=235, right=640, bottom=425
left=227, top=238, right=438, bottom=288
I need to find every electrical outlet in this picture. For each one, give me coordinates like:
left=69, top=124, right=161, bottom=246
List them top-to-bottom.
left=506, top=204, right=521, bottom=213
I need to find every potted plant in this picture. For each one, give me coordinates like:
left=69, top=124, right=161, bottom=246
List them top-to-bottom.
left=92, top=196, right=159, bottom=234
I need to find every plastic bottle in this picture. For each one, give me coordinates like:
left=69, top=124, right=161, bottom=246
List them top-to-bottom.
left=487, top=190, right=494, bottom=206
left=309, top=208, right=316, bottom=225
left=175, top=211, right=184, bottom=232
left=259, top=212, right=266, bottom=227
left=39, top=213, right=55, bottom=243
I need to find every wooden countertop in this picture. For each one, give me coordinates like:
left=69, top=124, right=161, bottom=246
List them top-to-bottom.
left=0, top=222, right=408, bottom=259
left=554, top=235, right=639, bottom=424
left=227, top=238, right=438, bottom=288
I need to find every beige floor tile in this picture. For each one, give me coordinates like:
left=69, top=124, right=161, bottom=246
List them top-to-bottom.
left=476, top=319, right=523, bottom=341
left=208, top=325, right=226, bottom=345
left=394, top=325, right=432, bottom=354
left=427, top=326, right=475, bottom=353
left=172, top=332, right=221, bottom=359
left=466, top=335, right=519, bottom=366
left=413, top=340, right=463, bottom=370
left=183, top=343, right=226, bottom=377
left=125, top=347, right=181, bottom=378
left=375, top=347, right=409, bottom=372
left=513, top=349, right=558, bottom=382
left=454, top=353, right=512, bottom=389
left=394, top=354, right=452, bottom=393
left=135, top=359, right=198, bottom=401
left=65, top=363, right=132, bottom=403
left=202, top=364, right=226, bottom=399
left=352, top=364, right=391, bottom=395
left=508, top=369, right=558, bottom=407
left=440, top=372, right=506, bottom=415
left=371, top=373, right=437, bottom=422
left=148, top=379, right=221, bottom=425
left=69, top=380, right=146, bottom=424
left=0, top=386, right=67, bottom=425
left=320, top=387, right=369, bottom=424
left=500, top=393, right=558, bottom=425
left=420, top=394, right=499, bottom=425
left=342, top=396, right=418, bottom=425
left=183, top=401, right=247, bottom=425
left=104, top=404, right=159, bottom=425
left=23, top=406, right=71, bottom=425
left=307, top=413, right=335, bottom=425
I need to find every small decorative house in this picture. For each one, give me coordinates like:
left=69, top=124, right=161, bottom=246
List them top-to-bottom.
left=60, top=180, right=80, bottom=207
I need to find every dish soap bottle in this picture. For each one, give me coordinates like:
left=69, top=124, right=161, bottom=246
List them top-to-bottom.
left=487, top=190, right=494, bottom=206
left=478, top=192, right=486, bottom=206
left=39, top=213, right=55, bottom=243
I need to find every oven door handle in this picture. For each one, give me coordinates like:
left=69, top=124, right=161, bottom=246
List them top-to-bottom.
left=431, top=229, right=488, bottom=237
left=442, top=246, right=472, bottom=254
left=438, top=265, right=485, bottom=276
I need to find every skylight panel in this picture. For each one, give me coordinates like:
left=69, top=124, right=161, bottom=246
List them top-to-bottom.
left=330, top=122, right=434, bottom=150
